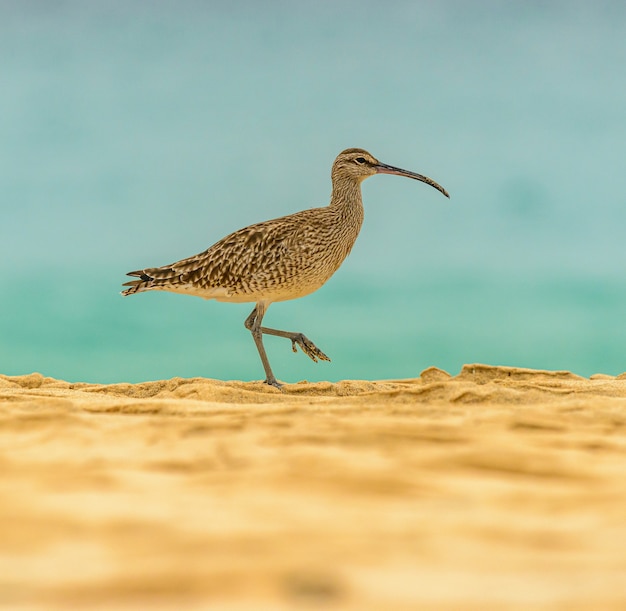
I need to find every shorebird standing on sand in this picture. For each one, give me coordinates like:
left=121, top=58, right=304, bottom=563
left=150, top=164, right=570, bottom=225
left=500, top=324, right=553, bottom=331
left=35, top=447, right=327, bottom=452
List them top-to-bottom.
left=122, top=148, right=449, bottom=388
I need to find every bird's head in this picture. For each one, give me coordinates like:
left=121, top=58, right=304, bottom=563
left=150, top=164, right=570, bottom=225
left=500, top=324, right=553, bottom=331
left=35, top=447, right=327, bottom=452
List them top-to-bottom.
left=332, top=148, right=449, bottom=198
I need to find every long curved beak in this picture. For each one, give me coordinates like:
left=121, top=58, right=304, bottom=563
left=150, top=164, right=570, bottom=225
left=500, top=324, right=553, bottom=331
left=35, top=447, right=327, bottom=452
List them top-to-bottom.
left=375, top=162, right=450, bottom=198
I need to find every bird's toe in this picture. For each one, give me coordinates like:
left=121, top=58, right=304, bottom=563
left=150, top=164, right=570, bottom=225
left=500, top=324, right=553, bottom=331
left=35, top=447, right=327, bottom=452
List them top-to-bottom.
left=292, top=333, right=331, bottom=363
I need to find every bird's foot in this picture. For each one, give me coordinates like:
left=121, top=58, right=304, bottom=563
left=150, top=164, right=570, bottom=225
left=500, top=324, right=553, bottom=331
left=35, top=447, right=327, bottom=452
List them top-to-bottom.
left=290, top=333, right=331, bottom=363
left=264, top=377, right=283, bottom=390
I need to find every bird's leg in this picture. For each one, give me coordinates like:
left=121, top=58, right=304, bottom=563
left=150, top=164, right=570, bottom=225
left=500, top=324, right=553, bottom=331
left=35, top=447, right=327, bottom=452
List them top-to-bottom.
left=244, top=304, right=282, bottom=389
left=244, top=304, right=331, bottom=387
left=259, top=326, right=331, bottom=363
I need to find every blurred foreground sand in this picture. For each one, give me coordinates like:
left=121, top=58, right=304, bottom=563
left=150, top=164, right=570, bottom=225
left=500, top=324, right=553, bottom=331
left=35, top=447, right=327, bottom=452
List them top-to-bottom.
left=2, top=364, right=626, bottom=610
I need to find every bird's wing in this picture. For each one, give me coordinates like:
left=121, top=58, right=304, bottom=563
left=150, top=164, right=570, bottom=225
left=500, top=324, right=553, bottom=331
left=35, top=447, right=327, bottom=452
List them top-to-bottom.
left=125, top=209, right=324, bottom=293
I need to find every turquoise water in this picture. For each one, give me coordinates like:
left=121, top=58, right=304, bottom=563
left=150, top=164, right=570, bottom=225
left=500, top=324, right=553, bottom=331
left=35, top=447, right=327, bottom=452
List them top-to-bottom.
left=2, top=2, right=626, bottom=383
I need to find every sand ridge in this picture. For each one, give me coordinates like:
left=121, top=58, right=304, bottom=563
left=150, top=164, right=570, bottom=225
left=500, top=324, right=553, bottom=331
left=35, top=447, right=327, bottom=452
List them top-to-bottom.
left=2, top=364, right=626, bottom=609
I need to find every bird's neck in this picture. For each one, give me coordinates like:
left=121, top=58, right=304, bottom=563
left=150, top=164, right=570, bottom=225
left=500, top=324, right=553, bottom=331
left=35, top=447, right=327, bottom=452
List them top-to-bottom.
left=326, top=175, right=366, bottom=263
left=329, top=177, right=365, bottom=224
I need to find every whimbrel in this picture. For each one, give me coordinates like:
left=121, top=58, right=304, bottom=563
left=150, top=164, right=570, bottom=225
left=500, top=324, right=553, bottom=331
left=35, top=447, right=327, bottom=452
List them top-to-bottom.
left=122, top=148, right=449, bottom=387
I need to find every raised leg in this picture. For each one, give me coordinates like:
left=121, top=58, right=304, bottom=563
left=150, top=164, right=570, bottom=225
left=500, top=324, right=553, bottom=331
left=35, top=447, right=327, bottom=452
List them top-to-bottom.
left=244, top=303, right=331, bottom=388
left=259, top=326, right=331, bottom=363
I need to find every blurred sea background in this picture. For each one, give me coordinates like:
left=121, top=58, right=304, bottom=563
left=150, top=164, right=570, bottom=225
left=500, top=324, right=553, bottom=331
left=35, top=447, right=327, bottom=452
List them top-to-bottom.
left=2, top=1, right=626, bottom=384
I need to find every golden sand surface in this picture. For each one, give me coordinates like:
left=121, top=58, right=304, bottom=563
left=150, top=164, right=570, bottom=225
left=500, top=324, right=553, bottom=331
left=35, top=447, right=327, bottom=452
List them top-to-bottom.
left=2, top=364, right=626, bottom=610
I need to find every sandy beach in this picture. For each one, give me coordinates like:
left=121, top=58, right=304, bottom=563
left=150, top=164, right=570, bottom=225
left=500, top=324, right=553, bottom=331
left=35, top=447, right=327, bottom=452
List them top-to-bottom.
left=2, top=364, right=626, bottom=610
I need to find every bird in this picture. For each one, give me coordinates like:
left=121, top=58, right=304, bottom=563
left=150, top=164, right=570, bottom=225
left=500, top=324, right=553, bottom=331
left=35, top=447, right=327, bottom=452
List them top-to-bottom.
left=122, top=148, right=449, bottom=388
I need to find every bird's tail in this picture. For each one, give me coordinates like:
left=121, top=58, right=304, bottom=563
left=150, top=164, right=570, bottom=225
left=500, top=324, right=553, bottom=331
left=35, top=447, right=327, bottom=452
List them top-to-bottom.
left=121, top=268, right=177, bottom=296
left=121, top=270, right=153, bottom=296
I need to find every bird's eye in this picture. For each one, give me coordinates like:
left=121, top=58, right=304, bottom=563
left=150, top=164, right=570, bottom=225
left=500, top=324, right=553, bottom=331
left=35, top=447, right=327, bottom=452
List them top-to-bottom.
left=355, top=157, right=367, bottom=165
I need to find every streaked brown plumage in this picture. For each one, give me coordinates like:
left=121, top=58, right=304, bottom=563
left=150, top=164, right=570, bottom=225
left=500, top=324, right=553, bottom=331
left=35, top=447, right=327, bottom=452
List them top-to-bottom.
left=122, top=148, right=449, bottom=387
